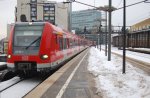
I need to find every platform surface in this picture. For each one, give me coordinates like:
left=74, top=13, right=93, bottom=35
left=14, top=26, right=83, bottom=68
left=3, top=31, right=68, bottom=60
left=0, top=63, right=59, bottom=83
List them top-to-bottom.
left=25, top=49, right=101, bottom=98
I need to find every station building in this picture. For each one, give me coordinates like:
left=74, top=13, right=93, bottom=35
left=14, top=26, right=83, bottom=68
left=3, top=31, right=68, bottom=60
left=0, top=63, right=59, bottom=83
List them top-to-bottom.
left=16, top=0, right=69, bottom=30
left=112, top=18, right=150, bottom=48
left=130, top=18, right=150, bottom=32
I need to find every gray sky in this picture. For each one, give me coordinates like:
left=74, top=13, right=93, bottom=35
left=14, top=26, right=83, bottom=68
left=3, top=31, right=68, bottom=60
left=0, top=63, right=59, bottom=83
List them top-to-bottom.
left=0, top=0, right=150, bottom=40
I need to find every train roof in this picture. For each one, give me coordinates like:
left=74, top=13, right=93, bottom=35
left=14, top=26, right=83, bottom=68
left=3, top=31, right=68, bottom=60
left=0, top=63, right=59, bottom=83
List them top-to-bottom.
left=14, top=22, right=87, bottom=40
left=15, top=22, right=45, bottom=26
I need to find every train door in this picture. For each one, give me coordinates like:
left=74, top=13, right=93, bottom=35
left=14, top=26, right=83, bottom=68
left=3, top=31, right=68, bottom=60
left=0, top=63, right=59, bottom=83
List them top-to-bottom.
left=63, top=35, right=68, bottom=60
left=58, top=36, right=63, bottom=51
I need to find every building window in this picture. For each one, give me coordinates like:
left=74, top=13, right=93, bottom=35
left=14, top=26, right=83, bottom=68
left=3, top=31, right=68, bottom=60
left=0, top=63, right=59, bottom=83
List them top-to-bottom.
left=30, top=0, right=37, bottom=21
left=43, top=4, right=55, bottom=24
left=31, top=7, right=36, bottom=11
left=44, top=7, right=49, bottom=11
left=50, top=8, right=54, bottom=10
left=31, top=11, right=36, bottom=16
left=44, top=16, right=49, bottom=20
left=31, top=17, right=36, bottom=21
left=50, top=17, right=54, bottom=20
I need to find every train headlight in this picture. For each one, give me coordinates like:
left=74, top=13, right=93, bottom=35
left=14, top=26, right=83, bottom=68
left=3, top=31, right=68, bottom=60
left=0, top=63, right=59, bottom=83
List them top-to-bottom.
left=7, top=55, right=11, bottom=59
left=41, top=55, right=49, bottom=59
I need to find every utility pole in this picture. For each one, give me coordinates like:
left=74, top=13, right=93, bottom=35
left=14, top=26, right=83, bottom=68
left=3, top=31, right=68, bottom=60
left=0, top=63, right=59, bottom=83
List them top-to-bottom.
left=67, top=0, right=72, bottom=32
left=108, top=0, right=112, bottom=61
left=123, top=0, right=126, bottom=74
left=70, top=2, right=72, bottom=32
left=105, top=11, right=107, bottom=56
left=99, top=25, right=101, bottom=51
left=84, top=26, right=86, bottom=38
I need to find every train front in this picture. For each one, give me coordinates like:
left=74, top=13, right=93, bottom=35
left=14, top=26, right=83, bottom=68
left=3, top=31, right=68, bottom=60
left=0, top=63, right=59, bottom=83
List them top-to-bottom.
left=7, top=22, right=51, bottom=76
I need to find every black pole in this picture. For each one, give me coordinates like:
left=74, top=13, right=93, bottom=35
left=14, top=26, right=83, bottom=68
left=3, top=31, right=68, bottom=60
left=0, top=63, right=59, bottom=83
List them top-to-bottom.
left=108, top=0, right=112, bottom=61
left=123, top=0, right=126, bottom=74
left=105, top=11, right=107, bottom=56
left=99, top=25, right=102, bottom=51
left=84, top=26, right=86, bottom=38
left=3, top=42, right=4, bottom=54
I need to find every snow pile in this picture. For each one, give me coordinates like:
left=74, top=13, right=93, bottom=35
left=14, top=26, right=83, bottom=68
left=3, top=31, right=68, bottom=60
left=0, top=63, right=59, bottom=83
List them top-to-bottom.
left=88, top=47, right=150, bottom=98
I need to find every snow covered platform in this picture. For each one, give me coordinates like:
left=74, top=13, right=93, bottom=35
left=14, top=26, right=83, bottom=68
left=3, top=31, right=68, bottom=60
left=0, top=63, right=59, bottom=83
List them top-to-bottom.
left=24, top=49, right=100, bottom=98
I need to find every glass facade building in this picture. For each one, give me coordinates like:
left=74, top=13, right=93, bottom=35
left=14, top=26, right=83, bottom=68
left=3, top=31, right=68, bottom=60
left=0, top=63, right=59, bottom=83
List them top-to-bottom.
left=72, top=9, right=101, bottom=33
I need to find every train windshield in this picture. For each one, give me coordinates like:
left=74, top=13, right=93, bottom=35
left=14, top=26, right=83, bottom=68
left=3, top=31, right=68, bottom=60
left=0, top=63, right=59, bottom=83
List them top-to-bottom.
left=13, top=24, right=44, bottom=55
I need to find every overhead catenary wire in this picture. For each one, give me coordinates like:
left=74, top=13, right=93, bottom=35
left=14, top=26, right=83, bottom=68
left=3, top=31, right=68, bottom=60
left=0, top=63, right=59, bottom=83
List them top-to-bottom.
left=72, top=0, right=149, bottom=11
left=117, top=0, right=149, bottom=10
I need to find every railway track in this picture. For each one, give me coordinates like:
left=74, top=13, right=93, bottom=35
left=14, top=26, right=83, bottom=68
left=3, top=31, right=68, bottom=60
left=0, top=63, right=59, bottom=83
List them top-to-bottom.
left=101, top=47, right=150, bottom=74
left=127, top=48, right=150, bottom=54
left=126, top=50, right=150, bottom=59
left=111, top=51, right=150, bottom=74
left=0, top=68, right=56, bottom=98
left=0, top=77, right=23, bottom=92
left=0, top=77, right=43, bottom=98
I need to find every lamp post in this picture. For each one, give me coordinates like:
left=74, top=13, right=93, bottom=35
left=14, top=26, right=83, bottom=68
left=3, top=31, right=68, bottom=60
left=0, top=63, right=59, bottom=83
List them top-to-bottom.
left=63, top=0, right=75, bottom=32
left=66, top=0, right=73, bottom=32
left=123, top=0, right=126, bottom=74
left=97, top=5, right=116, bottom=59
left=105, top=11, right=107, bottom=56
left=95, top=18, right=104, bottom=51
left=99, top=24, right=102, bottom=51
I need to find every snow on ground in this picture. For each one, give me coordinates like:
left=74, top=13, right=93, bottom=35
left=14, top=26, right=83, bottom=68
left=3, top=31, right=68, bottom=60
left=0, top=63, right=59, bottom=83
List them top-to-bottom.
left=100, top=45, right=150, bottom=63
left=88, top=47, right=150, bottom=98
left=110, top=47, right=150, bottom=63
left=130, top=48, right=150, bottom=52
left=0, top=62, right=6, bottom=66
left=0, top=77, right=20, bottom=91
left=0, top=78, right=42, bottom=98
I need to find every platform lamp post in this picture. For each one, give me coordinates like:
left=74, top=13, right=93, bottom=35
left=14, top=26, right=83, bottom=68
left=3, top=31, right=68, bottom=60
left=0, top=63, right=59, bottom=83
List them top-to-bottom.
left=63, top=0, right=75, bottom=32
left=66, top=0, right=73, bottom=32
left=122, top=0, right=126, bottom=74
left=97, top=5, right=117, bottom=59
left=96, top=7, right=108, bottom=55
left=105, top=11, right=107, bottom=56
left=95, top=18, right=103, bottom=51
left=99, top=25, right=102, bottom=51
left=84, top=26, right=86, bottom=38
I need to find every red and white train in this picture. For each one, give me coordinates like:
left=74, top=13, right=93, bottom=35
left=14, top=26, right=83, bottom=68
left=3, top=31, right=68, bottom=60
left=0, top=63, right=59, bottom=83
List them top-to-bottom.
left=7, top=22, right=92, bottom=77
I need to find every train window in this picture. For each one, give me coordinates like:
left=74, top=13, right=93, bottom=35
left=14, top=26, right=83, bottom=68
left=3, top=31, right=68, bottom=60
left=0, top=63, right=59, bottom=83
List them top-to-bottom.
left=13, top=24, right=44, bottom=55
left=14, top=25, right=43, bottom=47
left=55, top=34, right=58, bottom=44
left=59, top=37, right=63, bottom=50
left=63, top=38, right=67, bottom=49
left=67, top=38, right=70, bottom=48
left=69, top=39, right=73, bottom=48
left=73, top=39, right=75, bottom=47
left=75, top=39, right=78, bottom=46
left=79, top=39, right=80, bottom=46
